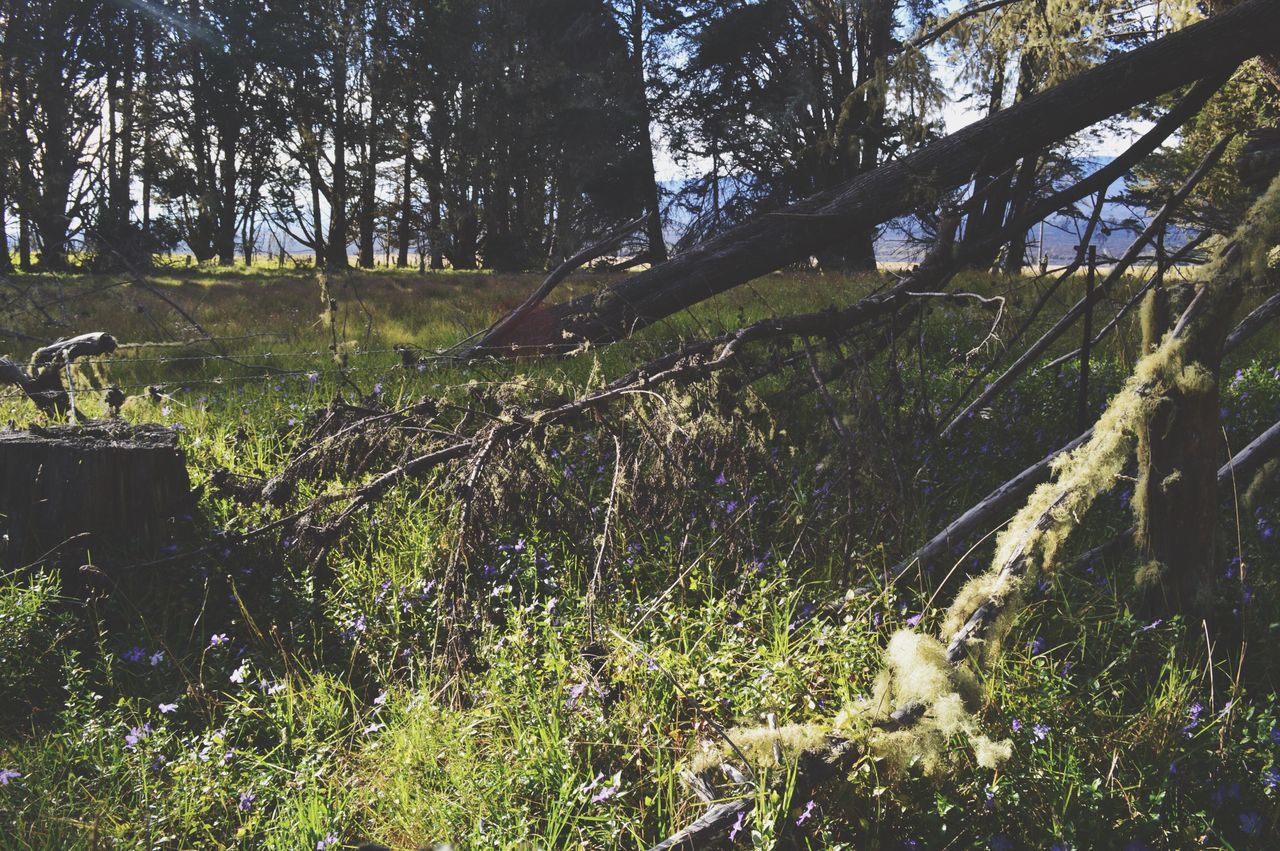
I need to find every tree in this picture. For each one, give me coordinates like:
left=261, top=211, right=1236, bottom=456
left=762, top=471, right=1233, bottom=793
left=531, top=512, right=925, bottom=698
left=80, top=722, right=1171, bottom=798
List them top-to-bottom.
left=4, top=0, right=104, bottom=270
left=478, top=0, right=1280, bottom=351
left=661, top=0, right=942, bottom=271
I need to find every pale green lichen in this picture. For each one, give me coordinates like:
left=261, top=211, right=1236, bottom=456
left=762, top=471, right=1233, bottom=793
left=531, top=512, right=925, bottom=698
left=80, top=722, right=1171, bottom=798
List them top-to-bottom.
left=687, top=723, right=829, bottom=775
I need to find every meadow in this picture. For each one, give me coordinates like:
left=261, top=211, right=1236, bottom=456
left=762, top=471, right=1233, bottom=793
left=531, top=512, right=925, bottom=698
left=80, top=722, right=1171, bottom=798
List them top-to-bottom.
left=1, top=262, right=1278, bottom=849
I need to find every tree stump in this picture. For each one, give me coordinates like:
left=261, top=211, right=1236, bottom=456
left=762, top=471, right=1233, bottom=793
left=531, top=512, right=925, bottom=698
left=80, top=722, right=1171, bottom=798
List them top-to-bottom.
left=0, top=422, right=193, bottom=573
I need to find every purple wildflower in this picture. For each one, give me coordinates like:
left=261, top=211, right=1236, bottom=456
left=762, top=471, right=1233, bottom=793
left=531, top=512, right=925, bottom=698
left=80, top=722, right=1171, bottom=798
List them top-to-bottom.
left=306, top=372, right=320, bottom=385
left=210, top=633, right=230, bottom=646
left=1029, top=636, right=1047, bottom=655
left=123, top=647, right=146, bottom=663
left=149, top=650, right=165, bottom=667
left=230, top=664, right=248, bottom=684
left=158, top=702, right=178, bottom=714
left=1182, top=702, right=1204, bottom=736
left=1011, top=718, right=1022, bottom=733
left=125, top=723, right=152, bottom=750
left=1032, top=723, right=1049, bottom=741
left=1263, top=765, right=1280, bottom=790
left=0, top=768, right=19, bottom=785
left=591, top=784, right=617, bottom=803
left=239, top=791, right=256, bottom=812
left=795, top=799, right=816, bottom=826
left=728, top=810, right=746, bottom=841
left=316, top=833, right=338, bottom=850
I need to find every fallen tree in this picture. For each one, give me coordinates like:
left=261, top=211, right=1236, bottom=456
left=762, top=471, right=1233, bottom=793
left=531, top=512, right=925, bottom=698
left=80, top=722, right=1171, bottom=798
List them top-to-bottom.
left=470, top=0, right=1280, bottom=354
left=645, top=169, right=1280, bottom=851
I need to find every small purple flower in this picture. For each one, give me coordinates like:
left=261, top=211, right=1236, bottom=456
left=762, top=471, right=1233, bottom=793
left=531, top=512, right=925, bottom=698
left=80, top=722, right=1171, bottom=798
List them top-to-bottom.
left=307, top=372, right=320, bottom=385
left=372, top=382, right=383, bottom=397
left=715, top=472, right=727, bottom=486
left=905, top=613, right=922, bottom=627
left=1139, top=619, right=1163, bottom=632
left=210, top=633, right=230, bottom=647
left=1029, top=636, right=1047, bottom=655
left=123, top=646, right=146, bottom=663
left=149, top=650, right=165, bottom=667
left=230, top=664, right=248, bottom=684
left=567, top=682, right=587, bottom=700
left=158, top=702, right=178, bottom=714
left=1182, top=702, right=1204, bottom=736
left=1011, top=718, right=1023, bottom=733
left=1032, top=723, right=1049, bottom=741
left=125, top=724, right=152, bottom=750
left=1263, top=765, right=1280, bottom=790
left=0, top=768, right=20, bottom=785
left=1212, top=782, right=1242, bottom=809
left=591, top=784, right=617, bottom=803
left=239, top=791, right=256, bottom=811
left=795, top=799, right=816, bottom=826
left=728, top=810, right=746, bottom=841
left=316, top=833, right=338, bottom=850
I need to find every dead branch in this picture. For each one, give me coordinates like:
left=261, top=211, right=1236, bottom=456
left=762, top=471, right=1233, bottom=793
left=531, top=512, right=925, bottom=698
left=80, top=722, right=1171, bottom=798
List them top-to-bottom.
left=940, top=135, right=1233, bottom=440
left=462, top=214, right=650, bottom=356
left=1038, top=230, right=1214, bottom=373
left=890, top=262, right=1280, bottom=585
left=1, top=332, right=118, bottom=418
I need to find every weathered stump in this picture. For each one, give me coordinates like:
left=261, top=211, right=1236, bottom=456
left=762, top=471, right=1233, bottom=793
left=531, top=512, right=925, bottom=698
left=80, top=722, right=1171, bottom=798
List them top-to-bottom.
left=0, top=422, right=193, bottom=572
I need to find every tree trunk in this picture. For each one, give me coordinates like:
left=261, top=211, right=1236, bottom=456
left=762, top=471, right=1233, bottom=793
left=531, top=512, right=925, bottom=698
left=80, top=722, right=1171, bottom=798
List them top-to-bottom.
left=503, top=0, right=1280, bottom=351
left=627, top=0, right=666, bottom=265
left=327, top=37, right=350, bottom=270
left=215, top=117, right=239, bottom=266
left=396, top=133, right=413, bottom=268
left=1133, top=282, right=1239, bottom=617
left=0, top=423, right=192, bottom=574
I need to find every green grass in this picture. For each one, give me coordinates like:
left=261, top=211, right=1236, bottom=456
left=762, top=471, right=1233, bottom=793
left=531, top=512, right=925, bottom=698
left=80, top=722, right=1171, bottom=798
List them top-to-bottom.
left=1, top=265, right=1278, bottom=848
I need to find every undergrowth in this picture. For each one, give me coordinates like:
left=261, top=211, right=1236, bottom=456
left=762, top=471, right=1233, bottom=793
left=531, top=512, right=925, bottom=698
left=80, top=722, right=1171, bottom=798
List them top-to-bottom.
left=0, top=266, right=1277, bottom=848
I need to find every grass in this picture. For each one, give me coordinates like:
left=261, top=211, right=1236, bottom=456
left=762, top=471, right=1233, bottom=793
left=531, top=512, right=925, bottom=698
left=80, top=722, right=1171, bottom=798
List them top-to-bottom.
left=0, top=263, right=1278, bottom=848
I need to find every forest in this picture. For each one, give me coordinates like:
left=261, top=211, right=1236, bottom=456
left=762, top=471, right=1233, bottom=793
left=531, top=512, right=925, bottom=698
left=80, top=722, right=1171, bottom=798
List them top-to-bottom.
left=2, top=0, right=1280, bottom=848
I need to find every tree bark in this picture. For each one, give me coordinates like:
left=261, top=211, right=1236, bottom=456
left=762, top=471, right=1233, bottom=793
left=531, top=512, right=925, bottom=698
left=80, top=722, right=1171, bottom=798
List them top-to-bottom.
left=506, top=0, right=1280, bottom=352
left=1133, top=278, right=1240, bottom=617
left=0, top=423, right=192, bottom=573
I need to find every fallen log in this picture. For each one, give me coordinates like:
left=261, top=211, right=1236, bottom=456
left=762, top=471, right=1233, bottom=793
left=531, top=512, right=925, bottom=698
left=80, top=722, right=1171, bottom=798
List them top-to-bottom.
left=492, top=0, right=1280, bottom=351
